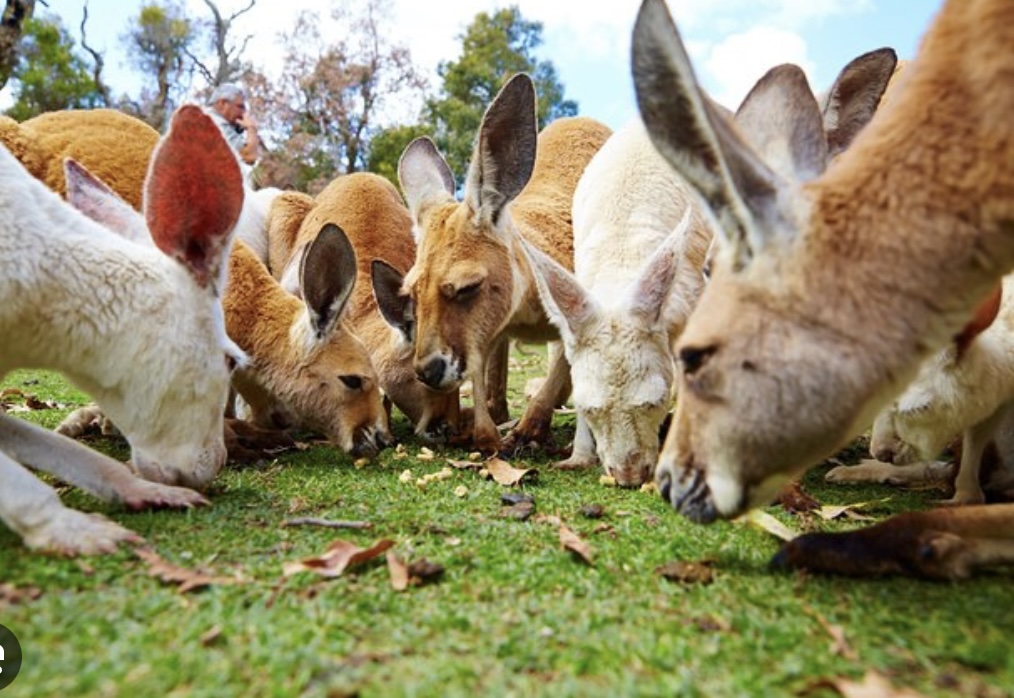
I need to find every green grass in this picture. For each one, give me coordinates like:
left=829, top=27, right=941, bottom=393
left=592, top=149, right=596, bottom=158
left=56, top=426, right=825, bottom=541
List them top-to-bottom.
left=1, top=355, right=1012, bottom=698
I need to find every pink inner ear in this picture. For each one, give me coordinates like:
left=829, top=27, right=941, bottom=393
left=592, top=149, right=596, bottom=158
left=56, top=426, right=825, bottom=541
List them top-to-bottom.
left=145, top=105, right=244, bottom=281
left=955, top=284, right=1004, bottom=357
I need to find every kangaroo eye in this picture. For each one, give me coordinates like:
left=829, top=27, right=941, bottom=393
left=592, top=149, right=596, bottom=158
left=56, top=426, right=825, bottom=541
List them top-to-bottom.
left=454, top=281, right=482, bottom=301
left=679, top=345, right=716, bottom=375
left=340, top=375, right=363, bottom=390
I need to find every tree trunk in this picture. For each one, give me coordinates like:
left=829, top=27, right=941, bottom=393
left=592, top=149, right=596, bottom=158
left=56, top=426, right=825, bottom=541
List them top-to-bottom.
left=0, top=0, right=35, bottom=90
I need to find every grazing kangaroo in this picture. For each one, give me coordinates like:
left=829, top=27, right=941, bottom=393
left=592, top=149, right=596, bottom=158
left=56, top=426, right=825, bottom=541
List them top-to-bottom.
left=633, top=0, right=1014, bottom=578
left=396, top=73, right=610, bottom=454
left=0, top=105, right=242, bottom=554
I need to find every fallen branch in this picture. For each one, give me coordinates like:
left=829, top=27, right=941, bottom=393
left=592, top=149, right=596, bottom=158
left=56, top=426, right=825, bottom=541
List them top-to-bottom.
left=280, top=517, right=373, bottom=530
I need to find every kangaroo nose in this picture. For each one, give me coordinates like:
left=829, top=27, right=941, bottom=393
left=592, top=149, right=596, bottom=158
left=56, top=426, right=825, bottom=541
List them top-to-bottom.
left=416, top=358, right=446, bottom=389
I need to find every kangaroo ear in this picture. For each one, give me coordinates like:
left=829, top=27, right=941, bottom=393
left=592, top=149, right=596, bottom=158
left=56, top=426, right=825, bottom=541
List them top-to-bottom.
left=632, top=0, right=799, bottom=273
left=820, top=47, right=898, bottom=157
left=735, top=64, right=828, bottom=183
left=463, top=73, right=538, bottom=228
left=144, top=104, right=244, bottom=288
left=399, top=137, right=455, bottom=225
left=64, top=158, right=151, bottom=244
left=265, top=190, right=315, bottom=279
left=627, top=210, right=703, bottom=326
left=300, top=223, right=357, bottom=340
left=523, top=239, right=597, bottom=347
left=371, top=259, right=415, bottom=343
left=954, top=283, right=1004, bottom=358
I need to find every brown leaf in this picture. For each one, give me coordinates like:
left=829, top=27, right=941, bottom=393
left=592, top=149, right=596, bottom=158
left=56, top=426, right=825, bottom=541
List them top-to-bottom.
left=486, top=457, right=537, bottom=486
left=446, top=458, right=482, bottom=471
left=777, top=479, right=821, bottom=514
left=501, top=501, right=535, bottom=521
left=818, top=502, right=883, bottom=522
left=579, top=504, right=605, bottom=519
left=559, top=523, right=593, bottom=565
left=282, top=538, right=394, bottom=578
left=134, top=548, right=239, bottom=594
left=387, top=550, right=409, bottom=591
left=387, top=551, right=444, bottom=591
left=656, top=560, right=714, bottom=585
left=0, top=582, right=43, bottom=605
left=808, top=608, right=858, bottom=661
left=200, top=625, right=224, bottom=647
left=831, top=671, right=929, bottom=698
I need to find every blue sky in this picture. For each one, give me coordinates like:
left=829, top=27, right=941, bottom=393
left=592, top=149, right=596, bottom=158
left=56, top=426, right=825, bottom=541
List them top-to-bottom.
left=29, top=0, right=942, bottom=131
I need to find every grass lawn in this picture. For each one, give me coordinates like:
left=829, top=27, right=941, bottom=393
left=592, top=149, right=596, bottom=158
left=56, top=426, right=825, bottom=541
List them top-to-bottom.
left=1, top=350, right=1012, bottom=698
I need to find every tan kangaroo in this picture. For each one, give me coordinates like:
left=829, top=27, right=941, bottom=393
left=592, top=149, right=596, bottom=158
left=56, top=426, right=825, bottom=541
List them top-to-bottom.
left=633, top=0, right=1014, bottom=578
left=397, top=73, right=611, bottom=454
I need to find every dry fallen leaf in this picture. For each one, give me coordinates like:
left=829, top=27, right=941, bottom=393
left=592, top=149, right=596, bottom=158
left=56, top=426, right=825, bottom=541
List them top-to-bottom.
left=486, top=457, right=537, bottom=486
left=777, top=479, right=821, bottom=514
left=501, top=501, right=535, bottom=521
left=818, top=502, right=880, bottom=522
left=739, top=509, right=799, bottom=541
left=559, top=523, right=593, bottom=564
left=282, top=538, right=394, bottom=578
left=134, top=548, right=239, bottom=593
left=387, top=550, right=409, bottom=591
left=387, top=551, right=445, bottom=591
left=656, top=560, right=714, bottom=585
left=0, top=582, right=43, bottom=606
left=806, top=607, right=858, bottom=661
left=200, top=625, right=224, bottom=647
left=830, top=670, right=929, bottom=698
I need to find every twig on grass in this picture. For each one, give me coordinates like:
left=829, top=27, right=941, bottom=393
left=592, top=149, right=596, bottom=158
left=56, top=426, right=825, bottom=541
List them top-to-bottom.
left=280, top=517, right=373, bottom=530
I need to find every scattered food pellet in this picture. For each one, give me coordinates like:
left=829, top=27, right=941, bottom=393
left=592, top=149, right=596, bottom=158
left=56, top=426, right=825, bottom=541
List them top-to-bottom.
left=417, top=446, right=436, bottom=461
left=467, top=451, right=483, bottom=462
left=353, top=457, right=370, bottom=469
left=432, top=467, right=454, bottom=481
left=479, top=468, right=491, bottom=480
left=398, top=469, right=414, bottom=483
left=599, top=475, right=617, bottom=487
left=415, top=478, right=428, bottom=489
left=640, top=481, right=658, bottom=494
left=454, top=485, right=468, bottom=498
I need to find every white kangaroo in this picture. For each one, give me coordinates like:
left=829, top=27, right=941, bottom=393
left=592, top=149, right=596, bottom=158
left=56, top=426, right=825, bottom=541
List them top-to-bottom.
left=0, top=105, right=243, bottom=554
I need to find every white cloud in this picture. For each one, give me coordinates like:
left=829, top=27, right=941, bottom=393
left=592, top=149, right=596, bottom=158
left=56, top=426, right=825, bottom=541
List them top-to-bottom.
left=699, top=26, right=814, bottom=109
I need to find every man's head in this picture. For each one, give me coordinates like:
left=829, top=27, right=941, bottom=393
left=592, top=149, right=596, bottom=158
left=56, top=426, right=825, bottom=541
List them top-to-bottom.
left=209, top=84, right=247, bottom=126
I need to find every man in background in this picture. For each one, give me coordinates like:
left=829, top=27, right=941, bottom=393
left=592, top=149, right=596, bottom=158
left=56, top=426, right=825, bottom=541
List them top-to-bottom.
left=205, top=83, right=260, bottom=169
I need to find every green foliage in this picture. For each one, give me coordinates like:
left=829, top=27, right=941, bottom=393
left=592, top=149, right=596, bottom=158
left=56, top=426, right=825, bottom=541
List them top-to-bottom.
left=124, top=1, right=196, bottom=127
left=127, top=3, right=193, bottom=75
left=422, top=5, right=578, bottom=186
left=4, top=15, right=101, bottom=121
left=367, top=122, right=434, bottom=189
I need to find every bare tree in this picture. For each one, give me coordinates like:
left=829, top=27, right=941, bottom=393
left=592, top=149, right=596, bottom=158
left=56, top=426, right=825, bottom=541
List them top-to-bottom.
left=0, top=0, right=36, bottom=89
left=78, top=0, right=110, bottom=106
left=187, top=0, right=255, bottom=88
left=258, top=0, right=427, bottom=192
left=124, top=1, right=195, bottom=129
